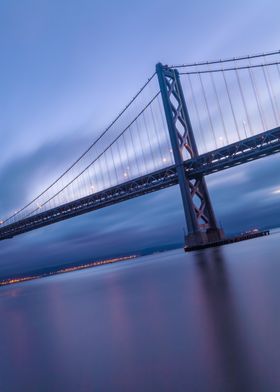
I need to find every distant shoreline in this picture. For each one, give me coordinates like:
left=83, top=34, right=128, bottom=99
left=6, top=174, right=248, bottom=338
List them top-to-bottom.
left=0, top=255, right=137, bottom=288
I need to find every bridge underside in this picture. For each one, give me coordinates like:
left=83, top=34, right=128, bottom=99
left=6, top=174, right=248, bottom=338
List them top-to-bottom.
left=0, top=126, right=279, bottom=241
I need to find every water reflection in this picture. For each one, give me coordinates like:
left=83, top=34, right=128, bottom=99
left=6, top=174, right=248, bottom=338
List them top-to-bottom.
left=1, top=240, right=280, bottom=391
left=195, top=248, right=256, bottom=391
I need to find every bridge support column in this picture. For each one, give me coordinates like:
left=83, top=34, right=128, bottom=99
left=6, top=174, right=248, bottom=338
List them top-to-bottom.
left=156, top=63, right=224, bottom=248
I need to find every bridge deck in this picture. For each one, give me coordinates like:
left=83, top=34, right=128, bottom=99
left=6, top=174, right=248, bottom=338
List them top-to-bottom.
left=1, top=126, right=280, bottom=240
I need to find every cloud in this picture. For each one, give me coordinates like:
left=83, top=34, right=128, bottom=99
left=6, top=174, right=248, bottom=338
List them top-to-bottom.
left=1, top=0, right=280, bottom=277
left=1, top=130, right=280, bottom=278
left=0, top=131, right=93, bottom=219
left=208, top=154, right=280, bottom=231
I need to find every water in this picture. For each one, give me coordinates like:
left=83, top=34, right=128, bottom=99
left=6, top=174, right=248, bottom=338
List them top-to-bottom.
left=1, top=233, right=280, bottom=392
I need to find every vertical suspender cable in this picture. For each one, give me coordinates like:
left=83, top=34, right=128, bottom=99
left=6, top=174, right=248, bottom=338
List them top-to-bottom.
left=262, top=56, right=279, bottom=124
left=248, top=60, right=266, bottom=131
left=276, top=63, right=280, bottom=83
left=262, top=65, right=277, bottom=125
left=208, top=67, right=229, bottom=145
left=235, top=67, right=253, bottom=136
left=222, top=69, right=241, bottom=140
left=198, top=73, right=218, bottom=149
left=187, top=75, right=207, bottom=152
left=148, top=79, right=164, bottom=164
left=157, top=95, right=173, bottom=162
left=150, top=103, right=164, bottom=164
left=143, top=110, right=156, bottom=169
left=136, top=117, right=148, bottom=173
left=129, top=125, right=141, bottom=176
left=122, top=133, right=131, bottom=179
left=116, top=138, right=125, bottom=180
left=110, top=145, right=119, bottom=185
left=104, top=151, right=113, bottom=187
left=100, top=155, right=107, bottom=190
left=85, top=156, right=94, bottom=195
left=88, top=161, right=95, bottom=191
left=92, top=164, right=98, bottom=192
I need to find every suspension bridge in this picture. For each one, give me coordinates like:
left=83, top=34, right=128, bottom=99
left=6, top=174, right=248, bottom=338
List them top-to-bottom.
left=1, top=50, right=280, bottom=248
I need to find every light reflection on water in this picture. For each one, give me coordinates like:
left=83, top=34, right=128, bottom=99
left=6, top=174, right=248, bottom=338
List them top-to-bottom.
left=0, top=234, right=280, bottom=391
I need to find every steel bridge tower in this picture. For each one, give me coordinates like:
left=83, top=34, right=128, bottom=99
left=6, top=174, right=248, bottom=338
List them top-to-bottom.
left=156, top=63, right=224, bottom=247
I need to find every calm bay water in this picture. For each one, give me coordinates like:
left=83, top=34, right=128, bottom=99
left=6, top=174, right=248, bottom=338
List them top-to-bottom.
left=1, top=233, right=280, bottom=392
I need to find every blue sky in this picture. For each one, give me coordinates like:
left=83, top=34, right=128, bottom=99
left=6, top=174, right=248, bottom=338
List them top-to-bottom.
left=1, top=0, right=280, bottom=276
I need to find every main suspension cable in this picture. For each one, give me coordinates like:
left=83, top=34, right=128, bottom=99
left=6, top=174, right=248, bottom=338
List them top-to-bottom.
left=171, top=49, right=280, bottom=69
left=178, top=61, right=280, bottom=75
left=3, top=72, right=156, bottom=224
left=25, top=92, right=161, bottom=218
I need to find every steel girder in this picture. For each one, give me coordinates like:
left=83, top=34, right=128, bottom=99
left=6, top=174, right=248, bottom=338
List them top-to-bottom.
left=187, top=125, right=280, bottom=176
left=0, top=127, right=280, bottom=241
left=0, top=166, right=178, bottom=240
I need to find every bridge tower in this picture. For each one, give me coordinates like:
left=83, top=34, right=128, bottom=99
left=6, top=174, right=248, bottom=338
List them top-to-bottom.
left=156, top=63, right=224, bottom=247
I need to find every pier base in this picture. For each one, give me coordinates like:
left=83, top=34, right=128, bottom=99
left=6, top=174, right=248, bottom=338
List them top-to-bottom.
left=185, top=228, right=225, bottom=247
left=184, top=230, right=270, bottom=252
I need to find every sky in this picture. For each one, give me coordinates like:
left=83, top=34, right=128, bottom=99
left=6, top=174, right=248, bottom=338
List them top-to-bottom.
left=1, top=0, right=280, bottom=277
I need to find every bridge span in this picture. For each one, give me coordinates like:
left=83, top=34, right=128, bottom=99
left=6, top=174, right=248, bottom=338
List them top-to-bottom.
left=1, top=50, right=280, bottom=247
left=1, top=126, right=279, bottom=241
